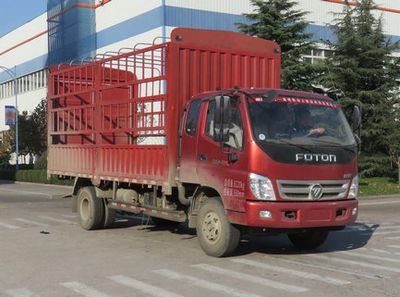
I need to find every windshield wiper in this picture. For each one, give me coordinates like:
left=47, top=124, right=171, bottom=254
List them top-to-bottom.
left=266, top=139, right=314, bottom=153
left=312, top=139, right=357, bottom=153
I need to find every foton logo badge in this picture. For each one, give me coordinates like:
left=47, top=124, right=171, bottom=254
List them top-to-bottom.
left=296, top=154, right=337, bottom=163
left=310, top=184, right=323, bottom=200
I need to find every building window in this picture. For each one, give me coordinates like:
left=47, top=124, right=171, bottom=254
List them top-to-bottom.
left=302, top=49, right=333, bottom=64
left=0, top=69, right=48, bottom=99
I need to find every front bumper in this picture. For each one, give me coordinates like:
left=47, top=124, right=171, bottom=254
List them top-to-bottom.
left=227, top=199, right=358, bottom=228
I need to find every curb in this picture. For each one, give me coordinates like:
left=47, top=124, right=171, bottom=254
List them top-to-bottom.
left=0, top=180, right=72, bottom=190
left=358, top=194, right=400, bottom=200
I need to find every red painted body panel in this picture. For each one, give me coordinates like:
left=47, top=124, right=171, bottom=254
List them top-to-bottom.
left=227, top=199, right=358, bottom=228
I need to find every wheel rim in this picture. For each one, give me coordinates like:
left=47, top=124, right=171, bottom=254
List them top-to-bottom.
left=80, top=196, right=90, bottom=221
left=201, top=211, right=222, bottom=244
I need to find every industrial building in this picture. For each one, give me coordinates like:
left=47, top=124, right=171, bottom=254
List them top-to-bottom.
left=0, top=0, right=399, bottom=137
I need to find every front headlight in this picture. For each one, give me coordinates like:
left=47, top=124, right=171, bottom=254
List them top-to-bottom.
left=249, top=173, right=276, bottom=200
left=348, top=175, right=359, bottom=199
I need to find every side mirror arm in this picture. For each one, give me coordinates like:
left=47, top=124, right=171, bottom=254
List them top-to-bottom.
left=352, top=105, right=362, bottom=153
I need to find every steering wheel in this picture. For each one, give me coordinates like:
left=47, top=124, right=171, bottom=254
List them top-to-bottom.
left=306, top=128, right=326, bottom=138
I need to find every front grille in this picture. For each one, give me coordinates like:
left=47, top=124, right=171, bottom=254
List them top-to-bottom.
left=277, top=180, right=350, bottom=200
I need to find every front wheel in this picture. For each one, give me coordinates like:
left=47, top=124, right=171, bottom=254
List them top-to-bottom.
left=196, top=198, right=240, bottom=257
left=288, top=230, right=329, bottom=250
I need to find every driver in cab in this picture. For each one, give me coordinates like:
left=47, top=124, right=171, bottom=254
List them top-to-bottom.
left=291, top=107, right=325, bottom=137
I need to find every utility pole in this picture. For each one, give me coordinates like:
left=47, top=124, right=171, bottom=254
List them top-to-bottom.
left=13, top=66, right=19, bottom=170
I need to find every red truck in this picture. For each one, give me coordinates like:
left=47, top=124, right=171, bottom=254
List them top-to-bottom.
left=48, top=28, right=360, bottom=257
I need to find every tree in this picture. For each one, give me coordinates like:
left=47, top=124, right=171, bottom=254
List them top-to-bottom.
left=237, top=0, right=318, bottom=90
left=319, top=0, right=400, bottom=177
left=30, top=98, right=48, bottom=156
left=0, top=99, right=48, bottom=166
left=7, top=112, right=38, bottom=163
left=0, top=131, right=12, bottom=167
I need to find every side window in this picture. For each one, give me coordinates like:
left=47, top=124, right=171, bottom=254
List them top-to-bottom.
left=185, top=99, right=202, bottom=136
left=205, top=99, right=244, bottom=150
left=205, top=100, right=216, bottom=138
left=227, top=105, right=244, bottom=150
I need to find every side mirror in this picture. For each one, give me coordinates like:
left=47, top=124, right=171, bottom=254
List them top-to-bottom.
left=213, top=95, right=231, bottom=143
left=352, top=106, right=361, bottom=132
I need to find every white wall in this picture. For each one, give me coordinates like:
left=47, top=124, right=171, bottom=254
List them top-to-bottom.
left=96, top=0, right=161, bottom=32
left=166, top=0, right=253, bottom=15
left=298, top=0, right=400, bottom=37
left=374, top=0, right=400, bottom=37
left=0, top=12, right=48, bottom=133
left=0, top=13, right=48, bottom=76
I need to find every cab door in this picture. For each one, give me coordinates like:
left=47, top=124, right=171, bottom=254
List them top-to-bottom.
left=196, top=96, right=248, bottom=212
left=179, top=99, right=203, bottom=183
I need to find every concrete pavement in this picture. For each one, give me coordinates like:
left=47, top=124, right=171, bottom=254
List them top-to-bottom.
left=0, top=182, right=400, bottom=297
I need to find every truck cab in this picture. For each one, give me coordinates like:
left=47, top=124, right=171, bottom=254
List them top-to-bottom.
left=180, top=88, right=359, bottom=256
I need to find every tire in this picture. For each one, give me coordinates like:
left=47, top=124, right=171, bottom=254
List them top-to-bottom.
left=77, top=187, right=104, bottom=230
left=196, top=198, right=240, bottom=257
left=103, top=199, right=116, bottom=228
left=151, top=217, right=180, bottom=227
left=288, top=230, right=329, bottom=250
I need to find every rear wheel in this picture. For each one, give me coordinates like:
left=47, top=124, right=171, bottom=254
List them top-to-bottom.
left=77, top=187, right=104, bottom=230
left=196, top=198, right=240, bottom=257
left=288, top=230, right=329, bottom=250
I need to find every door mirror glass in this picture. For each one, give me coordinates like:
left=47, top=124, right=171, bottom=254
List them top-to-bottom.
left=213, top=95, right=231, bottom=142
left=354, top=134, right=361, bottom=153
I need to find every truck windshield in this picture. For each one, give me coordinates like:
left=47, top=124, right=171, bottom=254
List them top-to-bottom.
left=247, top=96, right=356, bottom=147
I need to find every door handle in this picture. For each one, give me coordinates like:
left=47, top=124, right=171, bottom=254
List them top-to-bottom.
left=198, top=153, right=207, bottom=161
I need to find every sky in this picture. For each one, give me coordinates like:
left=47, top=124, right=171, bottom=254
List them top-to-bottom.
left=0, top=1, right=47, bottom=37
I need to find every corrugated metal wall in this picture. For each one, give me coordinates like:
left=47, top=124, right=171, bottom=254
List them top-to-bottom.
left=47, top=0, right=96, bottom=65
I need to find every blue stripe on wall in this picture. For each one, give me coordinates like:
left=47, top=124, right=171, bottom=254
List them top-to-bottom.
left=95, top=6, right=340, bottom=50
left=165, top=6, right=341, bottom=42
left=166, top=6, right=249, bottom=31
left=306, top=24, right=400, bottom=43
left=307, top=24, right=336, bottom=42
left=0, top=54, right=48, bottom=83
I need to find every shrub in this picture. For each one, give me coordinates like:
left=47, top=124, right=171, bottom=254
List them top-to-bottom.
left=34, top=151, right=47, bottom=169
left=0, top=168, right=73, bottom=186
